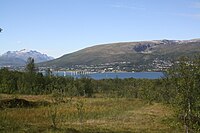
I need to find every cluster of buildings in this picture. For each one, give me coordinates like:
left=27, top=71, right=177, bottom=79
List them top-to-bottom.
left=0, top=59, right=174, bottom=73
left=42, top=59, right=173, bottom=73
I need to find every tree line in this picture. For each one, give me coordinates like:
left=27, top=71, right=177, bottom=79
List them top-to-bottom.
left=0, top=56, right=200, bottom=132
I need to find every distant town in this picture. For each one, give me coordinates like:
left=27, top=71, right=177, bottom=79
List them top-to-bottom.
left=0, top=58, right=174, bottom=74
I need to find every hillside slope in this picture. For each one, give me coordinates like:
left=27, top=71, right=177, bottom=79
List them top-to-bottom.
left=40, top=39, right=200, bottom=67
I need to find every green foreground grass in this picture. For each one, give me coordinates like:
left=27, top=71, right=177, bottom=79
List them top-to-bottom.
left=0, top=94, right=183, bottom=133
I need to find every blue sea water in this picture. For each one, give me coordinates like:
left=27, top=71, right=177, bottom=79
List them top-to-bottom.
left=52, top=71, right=164, bottom=79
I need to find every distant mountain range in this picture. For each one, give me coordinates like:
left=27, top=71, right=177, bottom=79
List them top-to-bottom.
left=40, top=38, right=200, bottom=67
left=1, top=39, right=200, bottom=68
left=0, top=49, right=54, bottom=66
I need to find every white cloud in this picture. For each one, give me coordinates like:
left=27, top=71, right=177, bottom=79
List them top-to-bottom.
left=176, top=2, right=200, bottom=19
left=192, top=2, right=200, bottom=8
left=111, top=3, right=145, bottom=10
left=177, top=13, right=200, bottom=19
left=17, top=41, right=22, bottom=44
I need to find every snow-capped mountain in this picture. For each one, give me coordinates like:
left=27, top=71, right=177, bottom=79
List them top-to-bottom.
left=0, top=49, right=54, bottom=66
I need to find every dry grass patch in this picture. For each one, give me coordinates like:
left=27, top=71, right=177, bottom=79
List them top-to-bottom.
left=0, top=94, right=183, bottom=133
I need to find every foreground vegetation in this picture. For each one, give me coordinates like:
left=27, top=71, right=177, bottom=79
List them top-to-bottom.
left=0, top=56, right=200, bottom=132
left=0, top=94, right=183, bottom=133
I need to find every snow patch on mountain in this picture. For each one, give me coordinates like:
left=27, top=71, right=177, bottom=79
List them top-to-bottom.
left=1, top=49, right=54, bottom=63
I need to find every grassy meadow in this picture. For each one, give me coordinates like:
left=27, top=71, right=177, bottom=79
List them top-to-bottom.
left=0, top=94, right=183, bottom=133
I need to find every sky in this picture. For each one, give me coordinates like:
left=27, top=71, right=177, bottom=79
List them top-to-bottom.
left=1, top=0, right=200, bottom=58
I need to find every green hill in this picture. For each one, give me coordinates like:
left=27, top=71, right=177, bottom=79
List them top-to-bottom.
left=40, top=39, right=200, bottom=67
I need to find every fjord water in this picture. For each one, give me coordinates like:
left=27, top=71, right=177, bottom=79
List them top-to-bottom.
left=53, top=71, right=164, bottom=79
